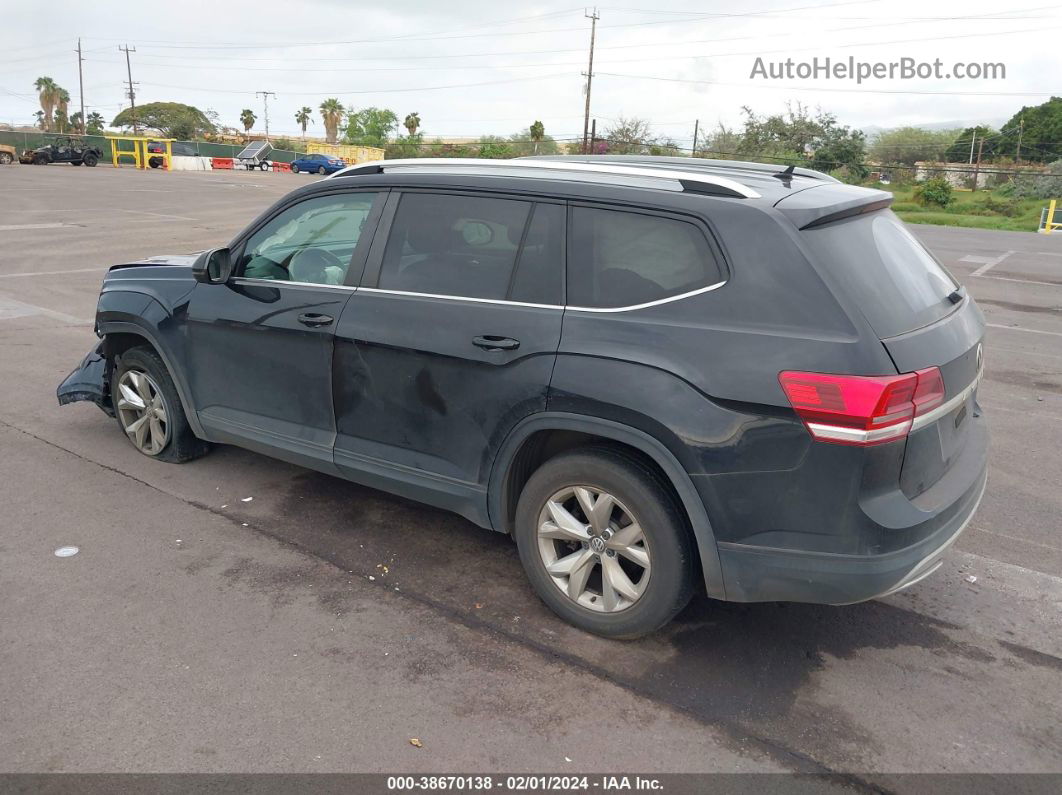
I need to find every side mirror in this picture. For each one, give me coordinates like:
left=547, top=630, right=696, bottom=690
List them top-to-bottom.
left=192, top=248, right=233, bottom=284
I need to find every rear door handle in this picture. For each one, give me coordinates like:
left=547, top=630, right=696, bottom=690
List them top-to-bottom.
left=298, top=313, right=334, bottom=328
left=472, top=335, right=520, bottom=351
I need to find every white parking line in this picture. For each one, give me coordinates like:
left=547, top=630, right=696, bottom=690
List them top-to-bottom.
left=122, top=209, right=198, bottom=222
left=0, top=222, right=77, bottom=231
left=960, top=250, right=1014, bottom=277
left=0, top=267, right=106, bottom=279
left=976, top=274, right=1062, bottom=288
left=0, top=294, right=92, bottom=324
left=987, top=322, right=1062, bottom=338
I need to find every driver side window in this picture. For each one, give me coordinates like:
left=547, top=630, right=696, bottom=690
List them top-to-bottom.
left=237, top=192, right=378, bottom=286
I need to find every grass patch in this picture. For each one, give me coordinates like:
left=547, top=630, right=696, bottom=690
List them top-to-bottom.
left=885, top=186, right=1045, bottom=232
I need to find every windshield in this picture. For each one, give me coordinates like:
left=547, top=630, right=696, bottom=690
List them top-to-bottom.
left=802, top=210, right=959, bottom=338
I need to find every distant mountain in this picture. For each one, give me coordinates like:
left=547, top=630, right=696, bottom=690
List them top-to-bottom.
left=861, top=119, right=1008, bottom=137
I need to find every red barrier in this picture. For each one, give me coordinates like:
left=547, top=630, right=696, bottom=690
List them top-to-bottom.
left=211, top=157, right=233, bottom=170
left=273, top=161, right=291, bottom=173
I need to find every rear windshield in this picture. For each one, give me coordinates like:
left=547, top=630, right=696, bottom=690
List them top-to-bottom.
left=802, top=210, right=958, bottom=338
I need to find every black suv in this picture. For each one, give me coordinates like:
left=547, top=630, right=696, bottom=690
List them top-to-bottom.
left=58, top=156, right=987, bottom=638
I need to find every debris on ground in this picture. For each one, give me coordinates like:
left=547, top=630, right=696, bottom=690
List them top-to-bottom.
left=241, top=497, right=253, bottom=502
left=965, top=575, right=978, bottom=584
left=409, top=738, right=423, bottom=748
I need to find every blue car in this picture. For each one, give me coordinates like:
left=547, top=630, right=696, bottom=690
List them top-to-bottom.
left=290, top=153, right=346, bottom=175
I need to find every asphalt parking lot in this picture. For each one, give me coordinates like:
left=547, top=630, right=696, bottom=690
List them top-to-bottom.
left=1, top=164, right=1060, bottom=782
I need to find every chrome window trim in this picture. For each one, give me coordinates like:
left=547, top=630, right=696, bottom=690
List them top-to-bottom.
left=229, top=277, right=356, bottom=291
left=222, top=279, right=730, bottom=311
left=566, top=279, right=727, bottom=313
left=357, top=286, right=560, bottom=310
left=909, top=366, right=984, bottom=433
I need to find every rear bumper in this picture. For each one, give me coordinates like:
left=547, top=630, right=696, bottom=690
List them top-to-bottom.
left=715, top=452, right=987, bottom=605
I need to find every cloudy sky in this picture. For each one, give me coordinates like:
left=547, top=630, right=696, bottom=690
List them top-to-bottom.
left=1, top=0, right=1057, bottom=147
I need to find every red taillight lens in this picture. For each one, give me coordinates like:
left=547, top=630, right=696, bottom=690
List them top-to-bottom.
left=779, top=367, right=945, bottom=446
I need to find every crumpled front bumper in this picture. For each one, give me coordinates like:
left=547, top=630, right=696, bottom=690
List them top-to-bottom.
left=56, top=341, right=114, bottom=416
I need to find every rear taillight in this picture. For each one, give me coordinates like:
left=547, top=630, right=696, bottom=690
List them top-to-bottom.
left=779, top=368, right=945, bottom=446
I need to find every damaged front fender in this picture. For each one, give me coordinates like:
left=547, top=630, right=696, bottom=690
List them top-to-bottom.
left=56, top=341, right=115, bottom=417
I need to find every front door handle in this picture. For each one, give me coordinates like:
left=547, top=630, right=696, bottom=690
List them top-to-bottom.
left=298, top=312, right=334, bottom=328
left=472, top=335, right=520, bottom=351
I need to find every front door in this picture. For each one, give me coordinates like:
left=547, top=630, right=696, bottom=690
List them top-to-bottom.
left=185, top=188, right=384, bottom=471
left=332, top=190, right=566, bottom=518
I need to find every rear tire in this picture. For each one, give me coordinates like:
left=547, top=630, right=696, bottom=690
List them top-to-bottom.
left=0, top=152, right=12, bottom=165
left=83, top=153, right=98, bottom=167
left=317, top=165, right=326, bottom=175
left=111, top=346, right=210, bottom=464
left=514, top=448, right=695, bottom=639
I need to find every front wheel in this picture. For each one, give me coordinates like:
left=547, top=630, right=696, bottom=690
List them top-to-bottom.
left=0, top=152, right=12, bottom=165
left=83, top=153, right=98, bottom=167
left=33, top=154, right=48, bottom=165
left=290, top=163, right=300, bottom=174
left=111, top=346, right=209, bottom=463
left=514, top=448, right=695, bottom=639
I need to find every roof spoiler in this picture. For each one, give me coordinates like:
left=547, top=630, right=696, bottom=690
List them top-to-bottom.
left=774, top=184, right=894, bottom=229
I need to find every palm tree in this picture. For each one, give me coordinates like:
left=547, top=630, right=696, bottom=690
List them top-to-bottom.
left=34, top=77, right=59, bottom=132
left=55, top=88, right=71, bottom=133
left=319, top=98, right=344, bottom=145
left=295, top=106, right=314, bottom=141
left=239, top=108, right=257, bottom=135
left=34, top=110, right=45, bottom=130
left=404, top=111, right=421, bottom=137
left=86, top=112, right=105, bottom=135
left=529, top=120, right=545, bottom=155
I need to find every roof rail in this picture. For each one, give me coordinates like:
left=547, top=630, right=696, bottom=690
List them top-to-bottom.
left=522, top=154, right=840, bottom=184
left=329, top=158, right=761, bottom=199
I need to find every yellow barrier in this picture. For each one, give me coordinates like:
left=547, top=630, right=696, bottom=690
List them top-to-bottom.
left=107, top=135, right=174, bottom=170
left=306, top=142, right=384, bottom=164
left=1041, top=199, right=1058, bottom=235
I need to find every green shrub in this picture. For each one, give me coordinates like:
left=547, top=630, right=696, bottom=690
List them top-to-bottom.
left=1005, top=159, right=1062, bottom=199
left=913, top=177, right=953, bottom=208
left=978, top=193, right=1023, bottom=217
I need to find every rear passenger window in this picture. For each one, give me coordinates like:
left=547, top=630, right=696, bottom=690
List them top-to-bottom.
left=378, top=193, right=532, bottom=300
left=509, top=203, right=565, bottom=305
left=568, top=207, right=724, bottom=309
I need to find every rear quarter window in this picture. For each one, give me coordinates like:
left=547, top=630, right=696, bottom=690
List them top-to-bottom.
left=568, top=206, right=725, bottom=309
left=802, top=210, right=958, bottom=338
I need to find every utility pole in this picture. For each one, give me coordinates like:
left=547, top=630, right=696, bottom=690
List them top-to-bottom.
left=581, top=8, right=599, bottom=155
left=75, top=38, right=86, bottom=135
left=119, top=44, right=138, bottom=134
left=256, top=91, right=276, bottom=138
left=589, top=118, right=596, bottom=154
left=1016, top=118, right=1024, bottom=163
left=692, top=119, right=700, bottom=157
left=968, top=130, right=976, bottom=164
left=973, top=137, right=984, bottom=190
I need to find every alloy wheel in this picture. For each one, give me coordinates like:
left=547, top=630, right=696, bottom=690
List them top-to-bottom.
left=116, top=369, right=170, bottom=456
left=536, top=486, right=651, bottom=612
